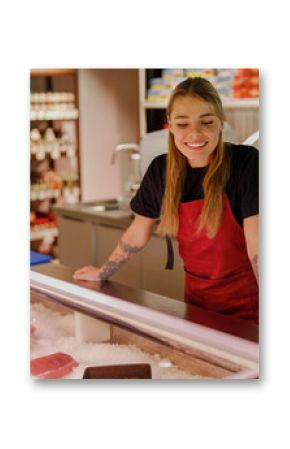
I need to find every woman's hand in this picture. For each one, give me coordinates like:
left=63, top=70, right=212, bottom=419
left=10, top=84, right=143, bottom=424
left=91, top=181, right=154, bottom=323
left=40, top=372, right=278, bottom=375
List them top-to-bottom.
left=73, top=215, right=156, bottom=282
left=73, top=266, right=102, bottom=281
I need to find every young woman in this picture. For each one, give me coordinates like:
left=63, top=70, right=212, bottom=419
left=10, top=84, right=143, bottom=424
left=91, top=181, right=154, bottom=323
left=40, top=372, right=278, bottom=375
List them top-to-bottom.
left=74, top=77, right=259, bottom=324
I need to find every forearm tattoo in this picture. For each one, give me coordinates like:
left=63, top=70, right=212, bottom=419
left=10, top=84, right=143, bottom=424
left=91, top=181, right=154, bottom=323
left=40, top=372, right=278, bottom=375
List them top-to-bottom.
left=98, top=239, right=144, bottom=280
left=119, top=239, right=144, bottom=254
left=251, top=254, right=259, bottom=283
left=98, top=260, right=125, bottom=280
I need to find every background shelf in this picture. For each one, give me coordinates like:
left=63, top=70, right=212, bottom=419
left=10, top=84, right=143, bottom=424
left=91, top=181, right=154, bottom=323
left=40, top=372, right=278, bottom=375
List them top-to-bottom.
left=143, top=98, right=259, bottom=110
left=30, top=110, right=79, bottom=120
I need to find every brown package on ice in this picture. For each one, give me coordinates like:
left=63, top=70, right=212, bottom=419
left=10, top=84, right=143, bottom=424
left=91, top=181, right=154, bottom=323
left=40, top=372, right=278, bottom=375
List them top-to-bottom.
left=83, top=363, right=152, bottom=379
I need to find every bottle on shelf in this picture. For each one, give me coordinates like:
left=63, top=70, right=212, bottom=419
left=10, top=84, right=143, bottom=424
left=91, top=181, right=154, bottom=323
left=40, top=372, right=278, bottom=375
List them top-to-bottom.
left=61, top=172, right=80, bottom=205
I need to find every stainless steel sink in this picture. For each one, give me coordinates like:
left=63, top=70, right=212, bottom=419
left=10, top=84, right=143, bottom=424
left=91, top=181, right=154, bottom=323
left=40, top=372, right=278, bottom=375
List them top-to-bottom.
left=80, top=198, right=131, bottom=213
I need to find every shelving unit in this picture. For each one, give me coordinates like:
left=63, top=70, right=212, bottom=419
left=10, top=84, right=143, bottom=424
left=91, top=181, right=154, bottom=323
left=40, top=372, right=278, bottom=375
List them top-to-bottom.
left=30, top=69, right=81, bottom=257
left=138, top=69, right=259, bottom=142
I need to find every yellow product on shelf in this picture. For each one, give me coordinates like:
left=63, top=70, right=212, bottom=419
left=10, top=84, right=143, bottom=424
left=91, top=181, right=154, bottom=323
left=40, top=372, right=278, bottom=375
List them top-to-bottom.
left=162, top=69, right=184, bottom=79
left=185, top=69, right=215, bottom=78
left=150, top=77, right=170, bottom=90
left=150, top=83, right=170, bottom=91
left=147, top=89, right=172, bottom=102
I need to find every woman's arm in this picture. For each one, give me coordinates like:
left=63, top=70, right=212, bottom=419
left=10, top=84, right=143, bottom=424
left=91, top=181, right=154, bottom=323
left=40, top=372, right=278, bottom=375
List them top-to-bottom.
left=73, top=214, right=157, bottom=281
left=243, top=214, right=259, bottom=283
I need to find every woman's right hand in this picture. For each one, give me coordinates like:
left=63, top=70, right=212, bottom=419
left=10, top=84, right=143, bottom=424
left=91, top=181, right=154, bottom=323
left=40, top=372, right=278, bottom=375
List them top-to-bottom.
left=73, top=266, right=102, bottom=281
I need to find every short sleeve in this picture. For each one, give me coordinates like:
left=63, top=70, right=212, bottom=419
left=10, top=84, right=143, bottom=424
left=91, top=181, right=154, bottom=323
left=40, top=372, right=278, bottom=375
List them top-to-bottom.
left=239, top=146, right=259, bottom=218
left=130, top=154, right=166, bottom=218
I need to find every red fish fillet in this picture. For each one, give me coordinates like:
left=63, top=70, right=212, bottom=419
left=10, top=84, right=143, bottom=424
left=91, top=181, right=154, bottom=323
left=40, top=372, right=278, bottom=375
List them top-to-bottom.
left=30, top=352, right=79, bottom=379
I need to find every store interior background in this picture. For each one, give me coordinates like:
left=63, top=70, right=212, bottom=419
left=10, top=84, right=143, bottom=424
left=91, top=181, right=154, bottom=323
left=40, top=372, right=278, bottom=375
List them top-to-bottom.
left=30, top=68, right=259, bottom=260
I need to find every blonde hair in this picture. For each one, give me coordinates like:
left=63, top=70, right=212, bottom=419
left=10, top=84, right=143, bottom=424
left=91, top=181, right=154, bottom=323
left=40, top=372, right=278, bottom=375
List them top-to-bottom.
left=157, top=77, right=231, bottom=239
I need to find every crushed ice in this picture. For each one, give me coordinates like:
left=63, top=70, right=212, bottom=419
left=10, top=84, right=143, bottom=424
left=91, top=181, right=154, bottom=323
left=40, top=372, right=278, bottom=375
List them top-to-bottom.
left=30, top=302, right=204, bottom=380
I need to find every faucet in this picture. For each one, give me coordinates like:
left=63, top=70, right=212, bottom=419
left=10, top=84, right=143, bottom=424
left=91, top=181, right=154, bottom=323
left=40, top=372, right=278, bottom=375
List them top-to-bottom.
left=111, top=143, right=141, bottom=197
left=111, top=143, right=140, bottom=164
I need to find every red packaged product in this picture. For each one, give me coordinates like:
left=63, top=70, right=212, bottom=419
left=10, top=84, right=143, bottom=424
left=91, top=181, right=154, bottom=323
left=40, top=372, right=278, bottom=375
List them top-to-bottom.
left=236, top=68, right=259, bottom=77
left=247, top=88, right=259, bottom=98
left=33, top=217, right=49, bottom=225
left=30, top=352, right=79, bottom=379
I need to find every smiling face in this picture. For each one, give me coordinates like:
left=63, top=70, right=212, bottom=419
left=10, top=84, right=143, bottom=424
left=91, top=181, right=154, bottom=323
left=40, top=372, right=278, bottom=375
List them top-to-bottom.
left=168, top=95, right=223, bottom=168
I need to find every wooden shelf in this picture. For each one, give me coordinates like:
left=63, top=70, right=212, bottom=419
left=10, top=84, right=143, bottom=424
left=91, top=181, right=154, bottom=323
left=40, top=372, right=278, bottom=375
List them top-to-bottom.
left=30, top=69, right=77, bottom=77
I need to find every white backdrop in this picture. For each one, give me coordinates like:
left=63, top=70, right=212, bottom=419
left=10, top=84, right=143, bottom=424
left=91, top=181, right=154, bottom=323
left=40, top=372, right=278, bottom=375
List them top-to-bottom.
left=0, top=1, right=289, bottom=448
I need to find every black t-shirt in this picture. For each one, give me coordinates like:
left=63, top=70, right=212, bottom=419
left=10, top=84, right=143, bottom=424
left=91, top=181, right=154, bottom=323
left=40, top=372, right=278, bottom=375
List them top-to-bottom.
left=130, top=143, right=259, bottom=227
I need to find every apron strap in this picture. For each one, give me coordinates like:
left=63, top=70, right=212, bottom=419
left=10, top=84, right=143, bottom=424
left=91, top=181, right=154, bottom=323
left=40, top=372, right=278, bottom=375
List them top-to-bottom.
left=165, top=235, right=174, bottom=270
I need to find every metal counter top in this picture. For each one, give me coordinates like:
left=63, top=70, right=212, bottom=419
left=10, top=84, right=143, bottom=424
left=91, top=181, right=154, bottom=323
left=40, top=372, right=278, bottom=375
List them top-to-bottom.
left=53, top=202, right=133, bottom=228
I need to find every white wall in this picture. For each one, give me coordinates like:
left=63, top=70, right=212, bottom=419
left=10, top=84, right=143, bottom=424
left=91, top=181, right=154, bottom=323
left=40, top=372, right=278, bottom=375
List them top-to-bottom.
left=78, top=69, right=139, bottom=202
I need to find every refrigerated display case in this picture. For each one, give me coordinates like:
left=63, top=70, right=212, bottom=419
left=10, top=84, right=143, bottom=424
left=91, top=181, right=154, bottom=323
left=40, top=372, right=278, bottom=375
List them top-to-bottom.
left=30, top=263, right=259, bottom=379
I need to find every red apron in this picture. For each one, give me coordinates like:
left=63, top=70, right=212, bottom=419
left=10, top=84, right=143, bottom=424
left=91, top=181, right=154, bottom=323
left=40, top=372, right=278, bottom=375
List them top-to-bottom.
left=176, top=194, right=259, bottom=323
